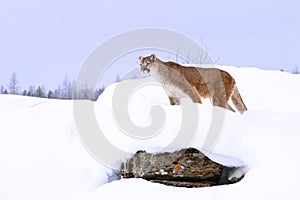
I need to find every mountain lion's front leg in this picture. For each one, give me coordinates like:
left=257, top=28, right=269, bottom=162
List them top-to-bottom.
left=179, top=84, right=202, bottom=104
left=164, top=87, right=180, bottom=105
left=169, top=96, right=180, bottom=105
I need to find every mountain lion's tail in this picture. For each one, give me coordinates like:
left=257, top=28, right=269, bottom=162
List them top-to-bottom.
left=231, top=85, right=247, bottom=114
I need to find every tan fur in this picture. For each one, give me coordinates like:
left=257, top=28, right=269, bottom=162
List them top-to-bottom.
left=139, top=54, right=247, bottom=114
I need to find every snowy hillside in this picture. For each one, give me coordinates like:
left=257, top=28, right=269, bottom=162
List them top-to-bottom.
left=1, top=66, right=300, bottom=200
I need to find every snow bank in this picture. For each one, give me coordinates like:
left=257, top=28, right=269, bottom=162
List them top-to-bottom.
left=0, top=66, right=300, bottom=200
left=0, top=96, right=107, bottom=200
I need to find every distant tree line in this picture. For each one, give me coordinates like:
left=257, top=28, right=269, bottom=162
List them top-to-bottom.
left=292, top=66, right=299, bottom=74
left=0, top=73, right=108, bottom=101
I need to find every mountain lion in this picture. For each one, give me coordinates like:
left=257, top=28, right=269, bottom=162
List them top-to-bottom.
left=139, top=54, right=247, bottom=114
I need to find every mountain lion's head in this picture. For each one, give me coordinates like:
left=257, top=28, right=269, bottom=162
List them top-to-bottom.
left=139, top=54, right=157, bottom=74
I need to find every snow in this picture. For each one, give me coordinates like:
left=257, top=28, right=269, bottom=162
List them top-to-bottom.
left=1, top=66, right=300, bottom=199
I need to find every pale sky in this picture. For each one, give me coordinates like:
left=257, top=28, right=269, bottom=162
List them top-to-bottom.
left=0, top=0, right=299, bottom=90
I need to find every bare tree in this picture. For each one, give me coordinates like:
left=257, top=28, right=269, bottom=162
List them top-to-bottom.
left=173, top=40, right=217, bottom=65
left=292, top=65, right=299, bottom=74
left=8, top=72, right=19, bottom=94
left=61, top=76, right=73, bottom=99
left=54, top=85, right=61, bottom=99
left=0, top=86, right=4, bottom=94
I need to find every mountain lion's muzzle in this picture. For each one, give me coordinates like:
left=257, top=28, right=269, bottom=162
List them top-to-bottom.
left=140, top=64, right=150, bottom=73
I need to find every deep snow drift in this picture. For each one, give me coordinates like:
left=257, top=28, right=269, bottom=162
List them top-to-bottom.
left=1, top=66, right=300, bottom=200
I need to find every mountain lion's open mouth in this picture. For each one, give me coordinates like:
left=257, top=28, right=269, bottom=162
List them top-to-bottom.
left=141, top=65, right=150, bottom=74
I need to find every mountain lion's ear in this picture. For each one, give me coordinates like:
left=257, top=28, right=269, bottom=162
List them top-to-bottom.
left=150, top=54, right=156, bottom=61
left=139, top=56, right=144, bottom=60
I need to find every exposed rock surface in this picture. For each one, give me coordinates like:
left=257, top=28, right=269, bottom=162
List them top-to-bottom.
left=120, top=148, right=245, bottom=188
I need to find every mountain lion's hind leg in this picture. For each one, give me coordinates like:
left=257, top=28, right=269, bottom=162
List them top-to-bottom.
left=231, top=85, right=248, bottom=114
left=212, top=94, right=235, bottom=112
left=226, top=103, right=236, bottom=112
